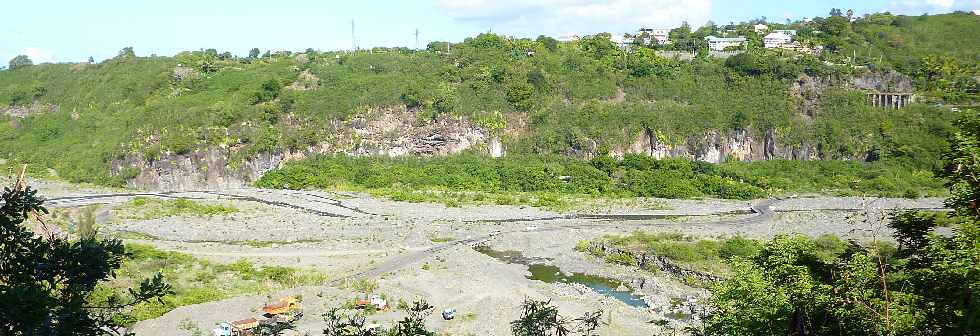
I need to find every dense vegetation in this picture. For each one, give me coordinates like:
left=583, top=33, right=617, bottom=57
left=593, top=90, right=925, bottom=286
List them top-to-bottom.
left=1, top=12, right=974, bottom=189
left=582, top=110, right=980, bottom=335
left=257, top=154, right=947, bottom=203
left=579, top=232, right=851, bottom=276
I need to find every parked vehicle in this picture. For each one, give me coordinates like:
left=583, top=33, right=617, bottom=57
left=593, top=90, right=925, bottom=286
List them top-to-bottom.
left=355, top=294, right=388, bottom=310
left=213, top=297, right=301, bottom=336
left=262, top=297, right=300, bottom=316
left=442, top=308, right=456, bottom=320
left=212, top=318, right=258, bottom=336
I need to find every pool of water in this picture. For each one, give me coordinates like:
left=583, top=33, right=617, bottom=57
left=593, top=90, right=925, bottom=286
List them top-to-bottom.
left=475, top=245, right=649, bottom=308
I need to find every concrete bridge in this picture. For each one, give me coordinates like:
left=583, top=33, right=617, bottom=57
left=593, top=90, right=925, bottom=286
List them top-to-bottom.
left=867, top=92, right=913, bottom=109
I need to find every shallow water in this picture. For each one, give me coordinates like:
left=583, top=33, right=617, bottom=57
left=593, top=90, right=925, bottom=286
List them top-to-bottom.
left=475, top=245, right=649, bottom=308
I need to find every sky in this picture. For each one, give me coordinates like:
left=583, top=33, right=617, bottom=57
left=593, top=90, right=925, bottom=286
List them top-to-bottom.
left=2, top=0, right=978, bottom=64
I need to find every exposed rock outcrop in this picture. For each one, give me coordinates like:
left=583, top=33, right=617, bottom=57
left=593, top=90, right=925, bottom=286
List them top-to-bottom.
left=849, top=69, right=914, bottom=92
left=1, top=102, right=58, bottom=118
left=112, top=106, right=497, bottom=190
left=610, top=127, right=822, bottom=163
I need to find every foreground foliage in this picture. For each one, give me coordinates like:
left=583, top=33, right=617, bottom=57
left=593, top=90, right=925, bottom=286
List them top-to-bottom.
left=700, top=110, right=980, bottom=335
left=0, top=181, right=171, bottom=335
left=511, top=298, right=603, bottom=336
left=321, top=299, right=435, bottom=336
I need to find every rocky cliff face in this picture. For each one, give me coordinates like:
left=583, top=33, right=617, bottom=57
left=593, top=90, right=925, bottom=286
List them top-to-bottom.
left=113, top=106, right=497, bottom=190
left=609, top=127, right=821, bottom=164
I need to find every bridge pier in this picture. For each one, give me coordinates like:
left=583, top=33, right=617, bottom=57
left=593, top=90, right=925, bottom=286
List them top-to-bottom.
left=867, top=92, right=912, bottom=109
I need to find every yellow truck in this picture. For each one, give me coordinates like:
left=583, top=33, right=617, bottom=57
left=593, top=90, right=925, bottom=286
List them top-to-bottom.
left=262, top=297, right=299, bottom=316
left=212, top=318, right=258, bottom=336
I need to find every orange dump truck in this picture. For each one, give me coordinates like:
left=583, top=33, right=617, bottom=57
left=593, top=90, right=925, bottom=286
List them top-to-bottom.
left=262, top=297, right=299, bottom=316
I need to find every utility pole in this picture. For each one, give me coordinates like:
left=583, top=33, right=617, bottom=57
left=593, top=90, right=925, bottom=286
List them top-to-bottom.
left=351, top=20, right=357, bottom=52
left=414, top=28, right=419, bottom=50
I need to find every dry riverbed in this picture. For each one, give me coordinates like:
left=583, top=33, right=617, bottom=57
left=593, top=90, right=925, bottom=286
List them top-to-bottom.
left=34, top=180, right=943, bottom=336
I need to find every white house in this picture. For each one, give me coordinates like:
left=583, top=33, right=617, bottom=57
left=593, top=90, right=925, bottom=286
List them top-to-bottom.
left=753, top=24, right=769, bottom=33
left=638, top=28, right=671, bottom=45
left=773, top=29, right=797, bottom=36
left=763, top=32, right=793, bottom=48
left=557, top=35, right=581, bottom=42
left=706, top=36, right=746, bottom=51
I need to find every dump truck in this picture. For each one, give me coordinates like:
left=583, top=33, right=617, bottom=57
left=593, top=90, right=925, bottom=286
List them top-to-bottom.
left=262, top=297, right=299, bottom=316
left=262, top=297, right=304, bottom=323
left=212, top=318, right=258, bottom=336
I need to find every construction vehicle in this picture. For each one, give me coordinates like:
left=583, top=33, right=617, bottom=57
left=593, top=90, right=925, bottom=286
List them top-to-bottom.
left=354, top=294, right=387, bottom=310
left=212, top=297, right=302, bottom=336
left=262, top=297, right=304, bottom=323
left=262, top=297, right=300, bottom=316
left=212, top=318, right=258, bottom=336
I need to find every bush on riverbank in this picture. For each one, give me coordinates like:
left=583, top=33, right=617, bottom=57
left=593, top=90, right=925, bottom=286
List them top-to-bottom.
left=256, top=154, right=946, bottom=203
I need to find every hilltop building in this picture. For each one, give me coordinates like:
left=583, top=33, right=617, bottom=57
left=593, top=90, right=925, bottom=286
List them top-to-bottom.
left=753, top=24, right=769, bottom=33
left=636, top=28, right=671, bottom=45
left=647, top=28, right=672, bottom=44
left=774, top=29, right=797, bottom=36
left=763, top=31, right=793, bottom=48
left=557, top=35, right=580, bottom=42
left=706, top=36, right=746, bottom=51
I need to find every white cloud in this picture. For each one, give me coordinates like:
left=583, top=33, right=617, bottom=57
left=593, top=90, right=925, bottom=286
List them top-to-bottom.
left=436, top=0, right=712, bottom=37
left=887, top=0, right=980, bottom=13
left=926, top=0, right=956, bottom=7
left=18, top=47, right=55, bottom=63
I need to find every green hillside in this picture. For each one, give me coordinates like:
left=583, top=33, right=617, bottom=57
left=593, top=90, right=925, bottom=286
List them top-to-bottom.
left=0, top=12, right=976, bottom=190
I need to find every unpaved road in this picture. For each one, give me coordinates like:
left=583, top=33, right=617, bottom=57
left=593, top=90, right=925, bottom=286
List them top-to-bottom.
left=37, top=184, right=946, bottom=335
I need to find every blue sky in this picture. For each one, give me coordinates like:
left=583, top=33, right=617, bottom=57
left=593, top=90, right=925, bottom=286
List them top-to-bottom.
left=3, top=0, right=978, bottom=64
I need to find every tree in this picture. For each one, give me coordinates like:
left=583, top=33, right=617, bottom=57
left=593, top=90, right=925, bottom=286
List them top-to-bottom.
left=670, top=22, right=692, bottom=42
left=578, top=33, right=618, bottom=61
left=536, top=35, right=559, bottom=52
left=426, top=41, right=450, bottom=52
left=117, top=47, right=135, bottom=58
left=249, top=48, right=261, bottom=58
left=8, top=55, right=32, bottom=70
left=87, top=56, right=95, bottom=63
left=506, top=83, right=535, bottom=111
left=0, top=169, right=172, bottom=335
left=510, top=298, right=603, bottom=336
left=322, top=299, right=433, bottom=336
left=388, top=299, right=435, bottom=336
left=322, top=308, right=373, bottom=336
left=254, top=320, right=295, bottom=336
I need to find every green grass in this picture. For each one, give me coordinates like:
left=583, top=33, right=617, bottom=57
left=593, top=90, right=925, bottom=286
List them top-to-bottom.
left=118, top=197, right=238, bottom=220
left=584, top=231, right=853, bottom=276
left=429, top=235, right=457, bottom=243
left=90, top=243, right=326, bottom=326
